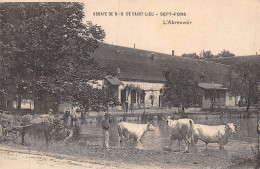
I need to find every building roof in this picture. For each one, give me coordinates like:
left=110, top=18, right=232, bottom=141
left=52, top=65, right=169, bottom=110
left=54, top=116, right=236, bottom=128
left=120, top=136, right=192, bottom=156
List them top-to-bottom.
left=93, top=43, right=230, bottom=84
left=210, top=55, right=260, bottom=66
left=105, top=76, right=124, bottom=86
left=198, top=83, right=227, bottom=90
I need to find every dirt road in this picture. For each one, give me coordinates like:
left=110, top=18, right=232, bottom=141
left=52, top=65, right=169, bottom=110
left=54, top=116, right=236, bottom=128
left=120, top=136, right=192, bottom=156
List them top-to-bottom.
left=0, top=144, right=216, bottom=169
left=0, top=146, right=118, bottom=169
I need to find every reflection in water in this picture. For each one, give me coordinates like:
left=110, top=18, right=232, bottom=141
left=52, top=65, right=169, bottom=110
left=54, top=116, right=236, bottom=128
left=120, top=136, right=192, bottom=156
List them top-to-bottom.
left=82, top=117, right=259, bottom=157
left=246, top=119, right=250, bottom=137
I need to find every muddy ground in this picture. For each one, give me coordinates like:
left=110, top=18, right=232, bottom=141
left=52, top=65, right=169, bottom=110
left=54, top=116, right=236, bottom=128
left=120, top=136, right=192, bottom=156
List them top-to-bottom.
left=0, top=136, right=255, bottom=169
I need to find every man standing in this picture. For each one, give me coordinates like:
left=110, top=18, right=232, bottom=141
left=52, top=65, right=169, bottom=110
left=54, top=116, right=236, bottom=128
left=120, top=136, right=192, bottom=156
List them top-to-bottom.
left=125, top=101, right=128, bottom=114
left=130, top=101, right=134, bottom=114
left=62, top=110, right=70, bottom=127
left=102, top=113, right=111, bottom=149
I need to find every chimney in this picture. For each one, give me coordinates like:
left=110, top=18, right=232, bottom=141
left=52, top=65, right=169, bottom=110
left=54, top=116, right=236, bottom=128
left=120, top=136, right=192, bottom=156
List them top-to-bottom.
left=172, top=50, right=175, bottom=56
left=151, top=53, right=154, bottom=60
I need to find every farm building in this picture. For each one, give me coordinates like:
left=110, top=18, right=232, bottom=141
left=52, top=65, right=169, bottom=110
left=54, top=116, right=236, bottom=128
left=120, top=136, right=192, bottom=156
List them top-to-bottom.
left=91, top=43, right=231, bottom=110
left=198, top=83, right=239, bottom=109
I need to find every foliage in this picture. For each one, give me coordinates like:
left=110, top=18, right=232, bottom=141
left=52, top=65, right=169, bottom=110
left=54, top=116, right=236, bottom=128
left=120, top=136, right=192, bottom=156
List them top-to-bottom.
left=0, top=2, right=114, bottom=111
left=182, top=50, right=235, bottom=60
left=200, top=50, right=215, bottom=60
left=216, top=50, right=235, bottom=58
left=182, top=53, right=200, bottom=59
left=227, top=62, right=260, bottom=112
left=163, top=69, right=201, bottom=113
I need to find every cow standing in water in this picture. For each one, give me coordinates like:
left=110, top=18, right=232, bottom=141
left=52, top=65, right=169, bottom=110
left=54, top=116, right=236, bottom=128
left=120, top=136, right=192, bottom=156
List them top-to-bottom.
left=164, top=118, right=194, bottom=153
left=118, top=122, right=155, bottom=142
left=193, top=123, right=236, bottom=149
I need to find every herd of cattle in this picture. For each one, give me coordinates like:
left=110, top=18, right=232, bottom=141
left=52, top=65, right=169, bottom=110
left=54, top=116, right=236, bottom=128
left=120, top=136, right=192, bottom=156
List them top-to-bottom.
left=0, top=111, right=237, bottom=153
left=118, top=117, right=237, bottom=153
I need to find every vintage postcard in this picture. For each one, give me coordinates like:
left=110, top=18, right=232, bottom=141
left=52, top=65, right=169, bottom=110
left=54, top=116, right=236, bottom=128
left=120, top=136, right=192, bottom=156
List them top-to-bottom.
left=0, top=0, right=260, bottom=169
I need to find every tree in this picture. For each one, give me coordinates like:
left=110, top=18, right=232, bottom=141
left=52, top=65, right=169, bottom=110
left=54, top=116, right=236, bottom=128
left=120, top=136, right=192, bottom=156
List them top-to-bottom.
left=0, top=3, right=109, bottom=112
left=200, top=50, right=214, bottom=60
left=216, top=50, right=235, bottom=58
left=182, top=53, right=200, bottom=59
left=227, top=62, right=260, bottom=112
left=163, top=69, right=201, bottom=113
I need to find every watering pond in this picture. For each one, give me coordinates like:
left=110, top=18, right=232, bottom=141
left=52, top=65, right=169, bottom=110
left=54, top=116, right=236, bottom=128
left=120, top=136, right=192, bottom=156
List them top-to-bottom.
left=81, top=117, right=259, bottom=158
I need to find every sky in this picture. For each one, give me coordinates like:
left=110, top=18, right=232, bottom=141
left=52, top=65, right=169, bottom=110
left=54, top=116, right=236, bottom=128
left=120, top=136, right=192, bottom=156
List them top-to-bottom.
left=83, top=0, right=260, bottom=56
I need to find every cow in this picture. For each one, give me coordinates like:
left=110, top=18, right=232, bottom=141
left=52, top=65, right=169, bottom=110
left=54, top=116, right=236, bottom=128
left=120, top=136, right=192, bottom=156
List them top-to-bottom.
left=19, top=114, right=33, bottom=125
left=19, top=114, right=58, bottom=146
left=31, top=114, right=55, bottom=124
left=164, top=117, right=194, bottom=153
left=118, top=122, right=155, bottom=142
left=193, top=123, right=236, bottom=149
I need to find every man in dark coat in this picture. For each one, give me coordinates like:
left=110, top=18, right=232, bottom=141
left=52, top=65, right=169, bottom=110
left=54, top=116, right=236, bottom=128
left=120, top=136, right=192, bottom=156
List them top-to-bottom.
left=102, top=113, right=111, bottom=149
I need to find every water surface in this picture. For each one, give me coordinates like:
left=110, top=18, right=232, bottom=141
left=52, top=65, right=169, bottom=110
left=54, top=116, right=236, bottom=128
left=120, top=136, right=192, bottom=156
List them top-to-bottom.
left=81, top=117, right=260, bottom=158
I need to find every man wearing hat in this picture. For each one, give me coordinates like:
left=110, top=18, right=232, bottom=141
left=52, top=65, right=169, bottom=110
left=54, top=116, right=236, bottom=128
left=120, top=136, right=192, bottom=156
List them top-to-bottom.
left=102, top=113, right=111, bottom=149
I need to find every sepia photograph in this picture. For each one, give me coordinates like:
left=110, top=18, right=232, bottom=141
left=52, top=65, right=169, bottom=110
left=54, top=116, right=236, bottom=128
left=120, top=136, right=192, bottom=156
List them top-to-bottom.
left=0, top=0, right=260, bottom=168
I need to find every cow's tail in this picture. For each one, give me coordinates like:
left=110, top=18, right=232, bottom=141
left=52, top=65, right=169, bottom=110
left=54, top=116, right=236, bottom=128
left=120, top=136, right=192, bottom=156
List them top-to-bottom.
left=189, top=120, right=195, bottom=146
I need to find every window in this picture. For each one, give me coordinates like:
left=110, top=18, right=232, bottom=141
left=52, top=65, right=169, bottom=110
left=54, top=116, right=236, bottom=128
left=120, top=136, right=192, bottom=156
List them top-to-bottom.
left=164, top=71, right=170, bottom=80
left=205, top=90, right=212, bottom=100
left=229, top=96, right=232, bottom=100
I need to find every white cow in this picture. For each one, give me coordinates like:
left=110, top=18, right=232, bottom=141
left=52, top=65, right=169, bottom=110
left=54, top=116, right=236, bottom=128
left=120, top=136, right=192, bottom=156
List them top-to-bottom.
left=19, top=114, right=33, bottom=125
left=31, top=115, right=55, bottom=124
left=164, top=118, right=194, bottom=153
left=118, top=122, right=155, bottom=142
left=193, top=123, right=236, bottom=149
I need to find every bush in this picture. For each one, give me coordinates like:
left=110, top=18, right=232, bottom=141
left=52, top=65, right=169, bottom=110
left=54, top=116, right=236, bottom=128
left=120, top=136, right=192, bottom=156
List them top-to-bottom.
left=231, top=144, right=259, bottom=168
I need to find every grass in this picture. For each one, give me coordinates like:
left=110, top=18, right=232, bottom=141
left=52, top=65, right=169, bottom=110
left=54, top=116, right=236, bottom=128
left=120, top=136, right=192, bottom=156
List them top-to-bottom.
left=230, top=144, right=260, bottom=168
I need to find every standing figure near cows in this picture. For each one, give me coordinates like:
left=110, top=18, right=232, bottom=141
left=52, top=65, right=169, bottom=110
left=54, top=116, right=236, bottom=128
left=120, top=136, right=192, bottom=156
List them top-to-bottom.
left=130, top=102, right=134, bottom=114
left=70, top=108, right=80, bottom=127
left=62, top=110, right=70, bottom=127
left=80, top=110, right=86, bottom=125
left=102, top=113, right=111, bottom=149
left=63, top=117, right=82, bottom=143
